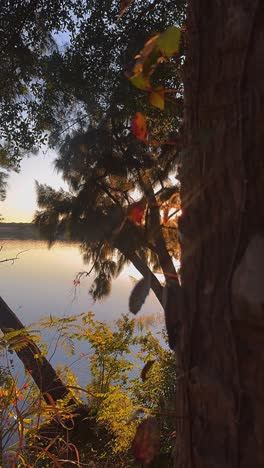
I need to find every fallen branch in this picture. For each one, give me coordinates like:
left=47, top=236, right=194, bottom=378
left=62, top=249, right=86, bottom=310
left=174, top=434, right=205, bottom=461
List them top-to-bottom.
left=0, top=297, right=73, bottom=404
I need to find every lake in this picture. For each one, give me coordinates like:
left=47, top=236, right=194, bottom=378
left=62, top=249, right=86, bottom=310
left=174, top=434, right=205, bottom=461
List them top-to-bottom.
left=0, top=240, right=163, bottom=385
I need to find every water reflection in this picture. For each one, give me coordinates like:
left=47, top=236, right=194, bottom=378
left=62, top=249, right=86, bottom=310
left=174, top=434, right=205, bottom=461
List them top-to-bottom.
left=0, top=240, right=163, bottom=384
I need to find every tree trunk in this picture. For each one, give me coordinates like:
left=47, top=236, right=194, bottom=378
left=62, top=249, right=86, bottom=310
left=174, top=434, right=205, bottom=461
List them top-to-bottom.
left=172, top=1, right=264, bottom=467
left=0, top=297, right=73, bottom=404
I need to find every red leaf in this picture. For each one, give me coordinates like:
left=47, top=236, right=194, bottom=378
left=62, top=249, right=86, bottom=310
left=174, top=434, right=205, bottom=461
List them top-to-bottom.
left=131, top=112, right=147, bottom=141
left=128, top=204, right=145, bottom=225
left=163, top=207, right=169, bottom=224
left=132, top=417, right=160, bottom=465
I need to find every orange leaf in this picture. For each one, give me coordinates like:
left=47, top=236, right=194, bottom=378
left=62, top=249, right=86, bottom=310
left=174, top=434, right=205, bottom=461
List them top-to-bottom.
left=131, top=112, right=147, bottom=141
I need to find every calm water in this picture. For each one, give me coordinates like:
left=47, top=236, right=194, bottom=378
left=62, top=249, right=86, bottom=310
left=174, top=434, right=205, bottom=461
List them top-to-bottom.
left=0, top=240, right=163, bottom=385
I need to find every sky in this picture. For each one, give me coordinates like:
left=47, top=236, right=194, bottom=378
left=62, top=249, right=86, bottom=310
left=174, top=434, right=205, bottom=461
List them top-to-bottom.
left=0, top=150, right=67, bottom=222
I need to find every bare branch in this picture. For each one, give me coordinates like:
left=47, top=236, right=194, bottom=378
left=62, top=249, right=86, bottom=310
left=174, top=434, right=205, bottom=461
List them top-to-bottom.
left=0, top=249, right=29, bottom=264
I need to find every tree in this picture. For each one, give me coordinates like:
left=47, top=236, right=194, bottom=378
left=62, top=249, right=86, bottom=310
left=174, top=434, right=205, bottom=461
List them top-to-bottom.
left=0, top=0, right=86, bottom=207
left=0, top=0, right=85, bottom=165
left=0, top=0, right=185, bottom=165
left=6, top=1, right=264, bottom=466
left=171, top=1, right=264, bottom=467
left=32, top=3, right=185, bottom=350
left=1, top=4, right=186, bottom=463
left=0, top=5, right=185, bottom=438
left=34, top=120, right=181, bottom=301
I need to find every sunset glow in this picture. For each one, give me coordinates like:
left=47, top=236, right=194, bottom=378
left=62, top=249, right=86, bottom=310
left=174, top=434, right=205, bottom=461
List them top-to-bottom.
left=0, top=150, right=67, bottom=222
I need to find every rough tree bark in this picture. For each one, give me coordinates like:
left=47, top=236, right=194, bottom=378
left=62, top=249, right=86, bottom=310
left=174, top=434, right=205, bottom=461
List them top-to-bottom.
left=172, top=1, right=264, bottom=467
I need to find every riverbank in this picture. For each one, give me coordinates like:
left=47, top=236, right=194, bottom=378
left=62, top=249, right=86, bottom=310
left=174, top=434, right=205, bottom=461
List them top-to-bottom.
left=0, top=223, right=41, bottom=240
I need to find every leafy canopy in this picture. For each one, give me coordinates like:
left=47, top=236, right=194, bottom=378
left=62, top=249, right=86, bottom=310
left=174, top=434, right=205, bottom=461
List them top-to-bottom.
left=32, top=2, right=184, bottom=300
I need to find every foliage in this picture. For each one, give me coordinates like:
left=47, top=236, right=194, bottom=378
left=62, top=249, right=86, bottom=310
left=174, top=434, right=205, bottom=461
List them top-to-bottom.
left=0, top=0, right=185, bottom=164
left=0, top=0, right=86, bottom=164
left=0, top=0, right=84, bottom=208
left=1, top=0, right=184, bottom=305
left=30, top=2, right=184, bottom=302
left=128, top=25, right=182, bottom=112
left=34, top=122, right=181, bottom=301
left=0, top=313, right=177, bottom=467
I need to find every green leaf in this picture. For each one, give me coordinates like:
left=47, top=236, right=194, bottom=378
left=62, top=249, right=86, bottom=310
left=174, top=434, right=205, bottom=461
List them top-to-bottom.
left=156, top=26, right=181, bottom=57
left=130, top=72, right=150, bottom=91
left=149, top=88, right=165, bottom=110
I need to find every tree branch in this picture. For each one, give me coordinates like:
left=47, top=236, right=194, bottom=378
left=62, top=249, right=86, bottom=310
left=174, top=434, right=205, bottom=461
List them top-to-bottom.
left=138, top=172, right=178, bottom=283
left=0, top=249, right=29, bottom=264
left=124, top=251, right=164, bottom=307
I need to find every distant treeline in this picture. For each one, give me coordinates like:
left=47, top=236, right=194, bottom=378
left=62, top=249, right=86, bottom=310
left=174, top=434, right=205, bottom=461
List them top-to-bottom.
left=0, top=223, right=43, bottom=240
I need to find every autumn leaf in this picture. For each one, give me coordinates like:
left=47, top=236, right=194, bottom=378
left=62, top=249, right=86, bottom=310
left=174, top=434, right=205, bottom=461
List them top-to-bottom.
left=119, top=0, right=134, bottom=18
left=129, top=26, right=181, bottom=93
left=156, top=26, right=182, bottom=57
left=128, top=34, right=160, bottom=90
left=133, top=34, right=160, bottom=75
left=130, top=72, right=150, bottom=91
left=149, top=88, right=165, bottom=110
left=131, top=112, right=147, bottom=141
left=128, top=202, right=145, bottom=224
left=163, top=207, right=169, bottom=224
left=129, top=275, right=151, bottom=314
left=141, top=360, right=156, bottom=382
left=132, top=417, right=160, bottom=465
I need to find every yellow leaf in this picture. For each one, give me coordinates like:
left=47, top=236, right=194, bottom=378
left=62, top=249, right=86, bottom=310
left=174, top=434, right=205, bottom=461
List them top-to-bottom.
left=156, top=26, right=181, bottom=57
left=130, top=34, right=160, bottom=80
left=130, top=72, right=150, bottom=91
left=149, top=88, right=165, bottom=110
left=23, top=418, right=32, bottom=425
